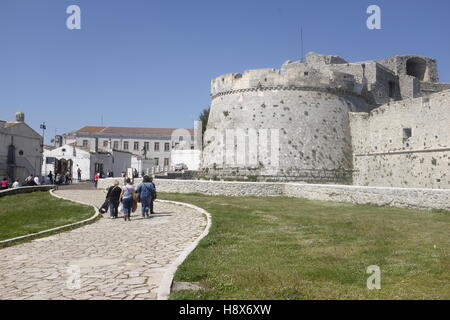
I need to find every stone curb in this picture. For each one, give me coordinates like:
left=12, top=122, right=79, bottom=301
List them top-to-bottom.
left=0, top=185, right=54, bottom=198
left=0, top=190, right=102, bottom=248
left=155, top=199, right=212, bottom=300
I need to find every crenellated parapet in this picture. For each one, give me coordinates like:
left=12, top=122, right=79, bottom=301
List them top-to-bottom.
left=211, top=61, right=359, bottom=98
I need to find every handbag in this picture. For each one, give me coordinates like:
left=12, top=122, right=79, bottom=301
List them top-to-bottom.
left=100, top=199, right=110, bottom=213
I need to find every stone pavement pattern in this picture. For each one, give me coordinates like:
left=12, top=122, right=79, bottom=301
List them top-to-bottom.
left=0, top=190, right=206, bottom=300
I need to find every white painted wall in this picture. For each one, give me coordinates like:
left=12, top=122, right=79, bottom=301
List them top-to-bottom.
left=0, top=120, right=42, bottom=181
left=42, top=145, right=93, bottom=180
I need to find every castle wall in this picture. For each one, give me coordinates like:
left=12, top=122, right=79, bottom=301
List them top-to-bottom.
left=204, top=53, right=449, bottom=186
left=420, top=82, right=450, bottom=96
left=203, top=86, right=367, bottom=181
left=350, top=90, right=450, bottom=189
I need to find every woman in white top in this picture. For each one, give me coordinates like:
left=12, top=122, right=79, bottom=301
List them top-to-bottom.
left=120, top=178, right=135, bottom=221
left=12, top=179, right=20, bottom=188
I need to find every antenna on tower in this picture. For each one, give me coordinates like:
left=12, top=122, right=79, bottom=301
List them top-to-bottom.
left=301, top=26, right=304, bottom=62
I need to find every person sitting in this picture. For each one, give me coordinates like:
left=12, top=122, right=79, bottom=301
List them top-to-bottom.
left=55, top=174, right=63, bottom=185
left=23, top=175, right=37, bottom=186
left=1, top=177, right=9, bottom=190
left=12, top=179, right=20, bottom=188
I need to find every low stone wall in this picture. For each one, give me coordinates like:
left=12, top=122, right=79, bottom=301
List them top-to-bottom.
left=98, top=178, right=450, bottom=210
left=98, top=178, right=285, bottom=197
left=155, top=179, right=285, bottom=197
left=284, top=183, right=450, bottom=211
left=0, top=186, right=54, bottom=198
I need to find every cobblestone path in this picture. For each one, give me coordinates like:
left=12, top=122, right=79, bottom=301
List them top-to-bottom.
left=0, top=190, right=206, bottom=300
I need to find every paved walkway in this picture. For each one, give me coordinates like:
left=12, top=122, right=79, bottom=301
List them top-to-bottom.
left=0, top=190, right=206, bottom=300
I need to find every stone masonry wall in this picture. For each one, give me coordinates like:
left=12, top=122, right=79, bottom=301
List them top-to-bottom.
left=203, top=89, right=363, bottom=180
left=350, top=90, right=450, bottom=189
left=97, top=178, right=450, bottom=210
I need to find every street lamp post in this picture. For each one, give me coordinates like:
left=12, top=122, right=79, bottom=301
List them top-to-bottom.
left=40, top=122, right=47, bottom=146
left=39, top=123, right=47, bottom=178
left=141, top=146, right=148, bottom=177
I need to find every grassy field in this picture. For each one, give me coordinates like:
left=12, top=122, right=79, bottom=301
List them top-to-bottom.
left=0, top=191, right=94, bottom=242
left=158, top=193, right=450, bottom=300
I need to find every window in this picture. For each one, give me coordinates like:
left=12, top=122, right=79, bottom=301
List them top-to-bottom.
left=406, top=58, right=427, bottom=81
left=388, top=81, right=396, bottom=99
left=403, top=128, right=412, bottom=144
left=179, top=136, right=184, bottom=141
left=82, top=140, right=88, bottom=147
left=103, top=140, right=109, bottom=147
left=113, top=141, right=119, bottom=149
left=123, top=141, right=129, bottom=150
left=134, top=142, right=139, bottom=151
left=144, top=142, right=149, bottom=151
left=154, top=142, right=160, bottom=152
left=164, top=142, right=170, bottom=152
left=46, top=157, right=56, bottom=164
left=154, top=158, right=159, bottom=166
left=164, top=158, right=170, bottom=167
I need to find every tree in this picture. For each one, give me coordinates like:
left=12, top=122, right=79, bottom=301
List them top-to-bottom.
left=198, top=107, right=210, bottom=136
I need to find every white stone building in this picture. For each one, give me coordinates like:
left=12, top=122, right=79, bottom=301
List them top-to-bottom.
left=0, top=113, right=42, bottom=181
left=71, top=126, right=195, bottom=169
left=42, top=144, right=156, bottom=180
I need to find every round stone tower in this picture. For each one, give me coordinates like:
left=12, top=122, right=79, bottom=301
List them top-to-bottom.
left=202, top=54, right=370, bottom=182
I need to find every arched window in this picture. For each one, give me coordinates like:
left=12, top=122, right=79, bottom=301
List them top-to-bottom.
left=406, top=58, right=427, bottom=80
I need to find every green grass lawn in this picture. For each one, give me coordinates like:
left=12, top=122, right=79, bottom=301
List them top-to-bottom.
left=0, top=191, right=95, bottom=242
left=158, top=193, right=450, bottom=300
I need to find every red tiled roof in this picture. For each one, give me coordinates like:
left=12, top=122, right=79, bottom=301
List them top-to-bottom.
left=76, top=126, right=194, bottom=135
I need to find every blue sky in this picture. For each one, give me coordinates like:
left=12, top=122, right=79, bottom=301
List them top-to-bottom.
left=1, top=0, right=449, bottom=143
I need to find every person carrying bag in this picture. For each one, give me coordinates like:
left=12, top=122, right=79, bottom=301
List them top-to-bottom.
left=120, top=178, right=135, bottom=221
left=106, top=180, right=122, bottom=219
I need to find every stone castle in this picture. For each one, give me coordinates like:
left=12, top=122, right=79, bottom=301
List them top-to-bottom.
left=202, top=52, right=450, bottom=189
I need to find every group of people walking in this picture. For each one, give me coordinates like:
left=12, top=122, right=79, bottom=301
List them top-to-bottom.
left=47, top=170, right=74, bottom=185
left=103, top=175, right=157, bottom=221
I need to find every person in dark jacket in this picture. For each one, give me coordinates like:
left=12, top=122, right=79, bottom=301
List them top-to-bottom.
left=48, top=171, right=54, bottom=184
left=136, top=175, right=155, bottom=218
left=106, top=180, right=122, bottom=219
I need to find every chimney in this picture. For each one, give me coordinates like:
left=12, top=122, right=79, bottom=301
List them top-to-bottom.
left=15, top=112, right=25, bottom=123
